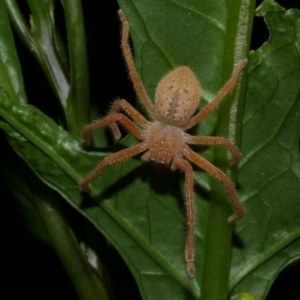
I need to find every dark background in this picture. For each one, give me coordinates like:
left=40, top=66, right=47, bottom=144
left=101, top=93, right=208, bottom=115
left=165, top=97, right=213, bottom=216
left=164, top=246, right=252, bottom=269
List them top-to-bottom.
left=2, top=0, right=300, bottom=299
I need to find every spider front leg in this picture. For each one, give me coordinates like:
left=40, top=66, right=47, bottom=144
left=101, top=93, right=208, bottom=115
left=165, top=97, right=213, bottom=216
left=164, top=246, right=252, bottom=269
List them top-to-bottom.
left=118, top=10, right=156, bottom=117
left=184, top=59, right=247, bottom=130
left=107, top=99, right=149, bottom=141
left=81, top=113, right=144, bottom=149
left=185, top=135, right=242, bottom=166
left=80, top=142, right=148, bottom=191
left=183, top=146, right=245, bottom=224
left=171, top=155, right=196, bottom=277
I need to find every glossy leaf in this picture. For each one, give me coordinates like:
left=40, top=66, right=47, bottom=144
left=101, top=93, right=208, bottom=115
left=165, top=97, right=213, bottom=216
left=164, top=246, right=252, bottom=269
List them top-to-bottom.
left=0, top=0, right=299, bottom=299
left=0, top=0, right=27, bottom=104
left=1, top=0, right=252, bottom=298
left=5, top=0, right=70, bottom=107
left=230, top=1, right=300, bottom=298
left=0, top=3, right=109, bottom=298
left=0, top=89, right=199, bottom=298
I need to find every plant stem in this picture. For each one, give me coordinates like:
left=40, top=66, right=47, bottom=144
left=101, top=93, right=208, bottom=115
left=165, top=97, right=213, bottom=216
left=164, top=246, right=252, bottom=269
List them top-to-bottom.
left=61, top=0, right=90, bottom=137
left=201, top=1, right=255, bottom=298
left=34, top=182, right=110, bottom=300
left=202, top=188, right=233, bottom=299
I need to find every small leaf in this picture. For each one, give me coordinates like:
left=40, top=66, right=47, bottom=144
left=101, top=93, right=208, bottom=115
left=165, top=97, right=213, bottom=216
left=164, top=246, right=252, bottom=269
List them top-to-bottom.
left=0, top=1, right=27, bottom=104
left=231, top=293, right=260, bottom=300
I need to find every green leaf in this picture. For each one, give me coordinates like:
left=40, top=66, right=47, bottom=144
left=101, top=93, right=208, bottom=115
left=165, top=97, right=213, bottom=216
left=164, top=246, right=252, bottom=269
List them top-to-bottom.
left=0, top=0, right=254, bottom=298
left=5, top=0, right=69, bottom=109
left=5, top=0, right=90, bottom=135
left=0, top=1, right=27, bottom=104
left=117, top=1, right=253, bottom=299
left=229, top=1, right=300, bottom=298
left=0, top=89, right=198, bottom=298
left=0, top=97, right=110, bottom=300
left=0, top=154, right=51, bottom=245
left=231, top=293, right=260, bottom=300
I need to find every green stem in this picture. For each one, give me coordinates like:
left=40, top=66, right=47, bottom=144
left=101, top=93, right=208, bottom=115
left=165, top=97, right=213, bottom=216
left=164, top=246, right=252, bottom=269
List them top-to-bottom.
left=61, top=0, right=90, bottom=137
left=201, top=1, right=255, bottom=299
left=34, top=182, right=110, bottom=300
left=202, top=190, right=233, bottom=299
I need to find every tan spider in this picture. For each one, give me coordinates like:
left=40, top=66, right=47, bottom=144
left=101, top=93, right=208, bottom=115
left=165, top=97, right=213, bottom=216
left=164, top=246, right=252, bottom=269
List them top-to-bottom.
left=80, top=10, right=247, bottom=277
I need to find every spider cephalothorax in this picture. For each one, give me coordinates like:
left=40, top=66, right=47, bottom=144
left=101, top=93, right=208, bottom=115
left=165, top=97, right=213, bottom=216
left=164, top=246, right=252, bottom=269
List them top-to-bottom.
left=80, top=9, right=247, bottom=277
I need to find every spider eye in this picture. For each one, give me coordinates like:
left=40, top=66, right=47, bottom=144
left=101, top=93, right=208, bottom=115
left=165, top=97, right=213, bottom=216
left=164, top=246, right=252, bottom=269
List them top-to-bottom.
left=155, top=67, right=201, bottom=125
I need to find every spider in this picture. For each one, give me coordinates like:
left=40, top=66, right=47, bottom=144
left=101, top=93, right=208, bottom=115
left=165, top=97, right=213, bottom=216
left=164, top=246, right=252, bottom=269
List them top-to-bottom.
left=80, top=9, right=247, bottom=278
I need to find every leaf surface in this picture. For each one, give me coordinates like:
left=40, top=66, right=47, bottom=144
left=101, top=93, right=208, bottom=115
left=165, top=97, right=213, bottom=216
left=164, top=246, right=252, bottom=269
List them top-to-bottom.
left=0, top=0, right=252, bottom=297
left=0, top=1, right=27, bottom=104
left=230, top=2, right=300, bottom=297
left=0, top=89, right=199, bottom=298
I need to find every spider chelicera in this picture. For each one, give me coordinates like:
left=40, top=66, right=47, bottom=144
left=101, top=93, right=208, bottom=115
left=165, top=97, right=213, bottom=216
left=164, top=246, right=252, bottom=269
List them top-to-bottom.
left=80, top=9, right=247, bottom=277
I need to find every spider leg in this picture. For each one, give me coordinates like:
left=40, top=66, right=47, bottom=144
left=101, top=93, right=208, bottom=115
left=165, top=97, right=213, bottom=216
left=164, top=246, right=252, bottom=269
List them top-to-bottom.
left=118, top=10, right=156, bottom=117
left=184, top=59, right=247, bottom=130
left=108, top=99, right=150, bottom=141
left=81, top=114, right=144, bottom=148
left=184, top=135, right=242, bottom=166
left=80, top=142, right=148, bottom=191
left=183, top=146, right=245, bottom=224
left=171, top=155, right=195, bottom=277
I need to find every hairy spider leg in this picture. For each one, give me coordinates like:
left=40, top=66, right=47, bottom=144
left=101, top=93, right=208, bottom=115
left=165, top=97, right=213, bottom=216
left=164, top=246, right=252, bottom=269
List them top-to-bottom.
left=80, top=8, right=248, bottom=279
left=118, top=10, right=156, bottom=117
left=184, top=59, right=247, bottom=130
left=107, top=99, right=149, bottom=141
left=81, top=113, right=144, bottom=148
left=185, top=135, right=242, bottom=166
left=80, top=143, right=148, bottom=191
left=183, top=146, right=245, bottom=224
left=171, top=155, right=196, bottom=277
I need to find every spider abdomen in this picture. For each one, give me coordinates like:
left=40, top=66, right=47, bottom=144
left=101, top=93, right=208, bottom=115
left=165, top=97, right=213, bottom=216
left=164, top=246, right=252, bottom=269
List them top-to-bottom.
left=155, top=67, right=201, bottom=126
left=144, top=122, right=184, bottom=165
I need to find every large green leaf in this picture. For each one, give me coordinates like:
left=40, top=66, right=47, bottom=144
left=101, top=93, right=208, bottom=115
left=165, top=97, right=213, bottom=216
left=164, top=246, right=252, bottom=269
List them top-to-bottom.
left=1, top=0, right=250, bottom=299
left=0, top=1, right=251, bottom=297
left=230, top=1, right=300, bottom=298
left=0, top=2, right=110, bottom=298
left=0, top=86, right=203, bottom=294
left=0, top=89, right=199, bottom=297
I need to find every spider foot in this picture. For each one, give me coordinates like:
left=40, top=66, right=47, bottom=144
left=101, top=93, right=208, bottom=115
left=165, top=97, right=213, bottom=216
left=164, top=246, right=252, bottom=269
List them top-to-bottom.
left=109, top=123, right=122, bottom=142
left=80, top=139, right=92, bottom=149
left=80, top=142, right=87, bottom=149
left=230, top=154, right=242, bottom=167
left=230, top=158, right=238, bottom=167
left=79, top=180, right=91, bottom=192
left=228, top=210, right=245, bottom=225
left=228, top=214, right=238, bottom=226
left=187, top=262, right=195, bottom=278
